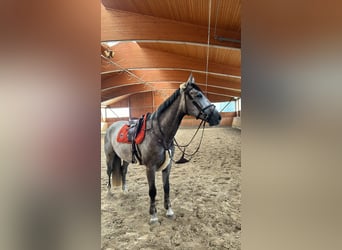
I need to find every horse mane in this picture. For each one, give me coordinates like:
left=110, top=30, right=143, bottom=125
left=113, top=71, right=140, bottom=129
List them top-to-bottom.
left=152, top=82, right=202, bottom=117
left=154, top=88, right=181, bottom=117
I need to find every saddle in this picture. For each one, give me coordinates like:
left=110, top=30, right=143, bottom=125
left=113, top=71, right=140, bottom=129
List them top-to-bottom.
left=116, top=113, right=150, bottom=164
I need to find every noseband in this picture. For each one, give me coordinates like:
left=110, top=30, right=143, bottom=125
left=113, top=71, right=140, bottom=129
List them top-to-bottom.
left=184, top=87, right=215, bottom=122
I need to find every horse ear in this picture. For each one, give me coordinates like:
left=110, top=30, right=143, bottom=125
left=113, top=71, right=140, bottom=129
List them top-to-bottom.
left=187, top=73, right=195, bottom=84
left=180, top=74, right=195, bottom=91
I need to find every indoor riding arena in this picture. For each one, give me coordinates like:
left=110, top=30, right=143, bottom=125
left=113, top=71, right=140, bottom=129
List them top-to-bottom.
left=101, top=0, right=241, bottom=249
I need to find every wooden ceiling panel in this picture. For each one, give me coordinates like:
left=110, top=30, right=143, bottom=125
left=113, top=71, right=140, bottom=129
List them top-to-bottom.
left=101, top=0, right=241, bottom=104
left=102, top=0, right=240, bottom=32
left=103, top=0, right=210, bottom=27
left=211, top=0, right=241, bottom=32
left=101, top=5, right=240, bottom=48
left=137, top=42, right=240, bottom=67
left=137, top=42, right=207, bottom=61
left=209, top=47, right=241, bottom=67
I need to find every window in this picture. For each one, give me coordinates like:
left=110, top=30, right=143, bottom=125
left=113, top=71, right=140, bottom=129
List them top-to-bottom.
left=213, top=101, right=236, bottom=112
left=101, top=107, right=129, bottom=120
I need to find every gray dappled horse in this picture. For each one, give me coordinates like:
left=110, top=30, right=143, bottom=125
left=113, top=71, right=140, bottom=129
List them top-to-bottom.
left=104, top=75, right=221, bottom=223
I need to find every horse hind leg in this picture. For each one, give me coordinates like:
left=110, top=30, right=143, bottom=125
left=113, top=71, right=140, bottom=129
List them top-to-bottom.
left=105, top=133, right=116, bottom=191
left=106, top=149, right=122, bottom=183
left=106, top=152, right=114, bottom=191
left=111, top=154, right=122, bottom=187
left=121, top=161, right=129, bottom=192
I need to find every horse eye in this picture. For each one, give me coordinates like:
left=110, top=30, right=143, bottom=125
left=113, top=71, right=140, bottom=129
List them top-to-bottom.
left=196, top=93, right=203, bottom=98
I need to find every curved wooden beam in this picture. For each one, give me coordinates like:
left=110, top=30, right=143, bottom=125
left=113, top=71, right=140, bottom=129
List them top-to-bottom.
left=101, top=42, right=240, bottom=77
left=101, top=69, right=240, bottom=91
left=101, top=82, right=240, bottom=102
left=101, top=90, right=235, bottom=106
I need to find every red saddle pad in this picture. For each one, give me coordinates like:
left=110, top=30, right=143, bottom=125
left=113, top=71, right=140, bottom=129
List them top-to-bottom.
left=116, top=115, right=147, bottom=144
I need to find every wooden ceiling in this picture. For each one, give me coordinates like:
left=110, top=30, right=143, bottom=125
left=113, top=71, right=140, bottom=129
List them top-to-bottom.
left=101, top=0, right=241, bottom=106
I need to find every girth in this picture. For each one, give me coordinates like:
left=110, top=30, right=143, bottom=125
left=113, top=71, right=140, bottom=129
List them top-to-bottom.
left=129, top=113, right=150, bottom=164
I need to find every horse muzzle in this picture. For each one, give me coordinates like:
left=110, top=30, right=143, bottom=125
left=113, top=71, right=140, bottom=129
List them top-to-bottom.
left=197, top=105, right=221, bottom=126
left=207, top=109, right=221, bottom=126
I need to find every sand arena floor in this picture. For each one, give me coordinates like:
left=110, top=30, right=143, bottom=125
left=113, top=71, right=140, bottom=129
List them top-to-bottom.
left=101, top=126, right=241, bottom=250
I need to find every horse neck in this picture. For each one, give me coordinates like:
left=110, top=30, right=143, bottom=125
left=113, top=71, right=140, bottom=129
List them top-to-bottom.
left=155, top=94, right=185, bottom=146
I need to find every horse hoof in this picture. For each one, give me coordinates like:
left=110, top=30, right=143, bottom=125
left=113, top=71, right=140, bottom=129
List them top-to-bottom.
left=122, top=185, right=128, bottom=193
left=106, top=191, right=113, bottom=198
left=166, top=208, right=174, bottom=218
left=149, top=215, right=159, bottom=224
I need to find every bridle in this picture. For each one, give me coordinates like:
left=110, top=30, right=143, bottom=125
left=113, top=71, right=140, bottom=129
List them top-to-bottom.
left=152, top=83, right=216, bottom=163
left=170, top=85, right=216, bottom=163
left=183, top=86, right=216, bottom=122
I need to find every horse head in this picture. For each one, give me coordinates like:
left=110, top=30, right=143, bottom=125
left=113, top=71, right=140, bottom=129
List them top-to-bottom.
left=180, top=74, right=221, bottom=126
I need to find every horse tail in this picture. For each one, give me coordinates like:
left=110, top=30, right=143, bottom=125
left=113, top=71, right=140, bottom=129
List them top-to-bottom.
left=104, top=128, right=122, bottom=187
left=111, top=154, right=122, bottom=186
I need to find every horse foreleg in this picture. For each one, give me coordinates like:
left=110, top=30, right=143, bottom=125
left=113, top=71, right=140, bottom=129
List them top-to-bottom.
left=121, top=161, right=129, bottom=192
left=162, top=164, right=174, bottom=218
left=146, top=167, right=158, bottom=224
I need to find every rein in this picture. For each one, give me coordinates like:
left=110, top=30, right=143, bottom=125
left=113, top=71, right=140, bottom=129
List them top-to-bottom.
left=154, top=112, right=207, bottom=164
left=173, top=120, right=206, bottom=164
